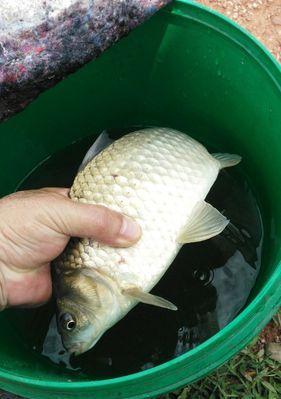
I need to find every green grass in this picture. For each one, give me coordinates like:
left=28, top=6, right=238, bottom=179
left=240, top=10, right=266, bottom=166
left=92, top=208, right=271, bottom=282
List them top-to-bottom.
left=161, top=312, right=281, bottom=399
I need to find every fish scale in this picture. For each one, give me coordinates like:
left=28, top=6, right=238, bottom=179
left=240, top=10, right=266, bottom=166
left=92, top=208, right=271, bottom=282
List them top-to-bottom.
left=54, top=127, right=241, bottom=354
left=58, top=128, right=219, bottom=288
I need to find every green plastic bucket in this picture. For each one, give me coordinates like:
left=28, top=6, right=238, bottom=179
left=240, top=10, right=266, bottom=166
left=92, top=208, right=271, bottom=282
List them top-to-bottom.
left=0, top=1, right=280, bottom=398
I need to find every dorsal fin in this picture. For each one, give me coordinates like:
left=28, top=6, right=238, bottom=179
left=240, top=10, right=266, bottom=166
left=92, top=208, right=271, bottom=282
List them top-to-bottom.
left=78, top=130, right=113, bottom=172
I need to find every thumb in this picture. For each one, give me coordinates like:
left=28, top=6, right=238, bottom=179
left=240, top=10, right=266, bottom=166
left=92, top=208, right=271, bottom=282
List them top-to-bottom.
left=46, top=194, right=141, bottom=247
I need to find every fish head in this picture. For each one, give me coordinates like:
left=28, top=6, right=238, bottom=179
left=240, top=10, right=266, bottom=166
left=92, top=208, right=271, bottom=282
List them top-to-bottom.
left=54, top=268, right=119, bottom=355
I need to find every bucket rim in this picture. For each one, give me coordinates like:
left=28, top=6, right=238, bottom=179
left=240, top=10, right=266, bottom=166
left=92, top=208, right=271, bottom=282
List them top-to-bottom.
left=0, top=0, right=280, bottom=394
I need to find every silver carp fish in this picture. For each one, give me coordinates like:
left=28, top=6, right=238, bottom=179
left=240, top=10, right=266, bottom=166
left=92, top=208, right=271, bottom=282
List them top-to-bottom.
left=53, top=127, right=241, bottom=355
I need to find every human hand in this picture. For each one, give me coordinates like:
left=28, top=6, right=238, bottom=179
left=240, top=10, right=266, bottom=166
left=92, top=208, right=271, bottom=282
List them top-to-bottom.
left=0, top=188, right=141, bottom=310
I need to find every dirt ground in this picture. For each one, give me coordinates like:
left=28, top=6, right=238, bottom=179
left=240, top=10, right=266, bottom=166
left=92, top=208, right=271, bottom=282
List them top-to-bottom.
left=198, top=0, right=281, bottom=62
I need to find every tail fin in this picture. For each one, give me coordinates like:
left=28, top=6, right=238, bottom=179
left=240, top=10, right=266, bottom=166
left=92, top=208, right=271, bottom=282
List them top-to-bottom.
left=212, top=153, right=242, bottom=169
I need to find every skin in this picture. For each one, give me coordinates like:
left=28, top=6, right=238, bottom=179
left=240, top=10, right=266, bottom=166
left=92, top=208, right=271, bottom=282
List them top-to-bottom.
left=0, top=188, right=141, bottom=310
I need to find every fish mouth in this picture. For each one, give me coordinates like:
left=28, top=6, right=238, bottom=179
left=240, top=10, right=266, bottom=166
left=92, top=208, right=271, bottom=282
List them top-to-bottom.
left=67, top=333, right=104, bottom=356
left=67, top=342, right=88, bottom=356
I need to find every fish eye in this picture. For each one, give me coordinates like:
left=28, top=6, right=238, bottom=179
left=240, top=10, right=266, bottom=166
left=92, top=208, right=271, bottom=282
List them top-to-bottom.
left=59, top=313, right=77, bottom=331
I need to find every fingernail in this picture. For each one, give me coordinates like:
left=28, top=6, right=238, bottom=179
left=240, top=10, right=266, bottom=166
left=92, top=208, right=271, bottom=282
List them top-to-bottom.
left=118, top=216, right=142, bottom=245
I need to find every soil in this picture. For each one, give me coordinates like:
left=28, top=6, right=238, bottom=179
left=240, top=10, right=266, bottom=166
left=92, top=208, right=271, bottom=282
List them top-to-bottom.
left=198, top=0, right=281, bottom=62
left=260, top=318, right=281, bottom=345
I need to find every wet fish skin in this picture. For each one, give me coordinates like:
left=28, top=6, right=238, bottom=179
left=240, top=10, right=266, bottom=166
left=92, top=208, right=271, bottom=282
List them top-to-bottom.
left=53, top=127, right=241, bottom=355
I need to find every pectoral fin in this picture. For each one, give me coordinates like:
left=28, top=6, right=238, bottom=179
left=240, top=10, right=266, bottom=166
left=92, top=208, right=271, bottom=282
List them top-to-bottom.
left=177, top=201, right=229, bottom=244
left=122, top=287, right=177, bottom=311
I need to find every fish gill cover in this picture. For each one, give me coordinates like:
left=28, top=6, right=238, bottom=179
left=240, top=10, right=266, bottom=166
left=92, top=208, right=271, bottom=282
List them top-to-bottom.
left=0, top=0, right=171, bottom=122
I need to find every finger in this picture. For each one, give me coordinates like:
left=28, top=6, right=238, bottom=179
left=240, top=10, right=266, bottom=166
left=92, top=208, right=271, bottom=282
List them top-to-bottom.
left=50, top=198, right=142, bottom=247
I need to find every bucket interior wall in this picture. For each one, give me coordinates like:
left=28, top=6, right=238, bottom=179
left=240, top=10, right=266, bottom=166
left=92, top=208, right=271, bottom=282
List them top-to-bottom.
left=0, top=2, right=280, bottom=387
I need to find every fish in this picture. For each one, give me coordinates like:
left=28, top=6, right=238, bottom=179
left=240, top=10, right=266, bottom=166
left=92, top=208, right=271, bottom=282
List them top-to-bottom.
left=52, top=127, right=241, bottom=355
